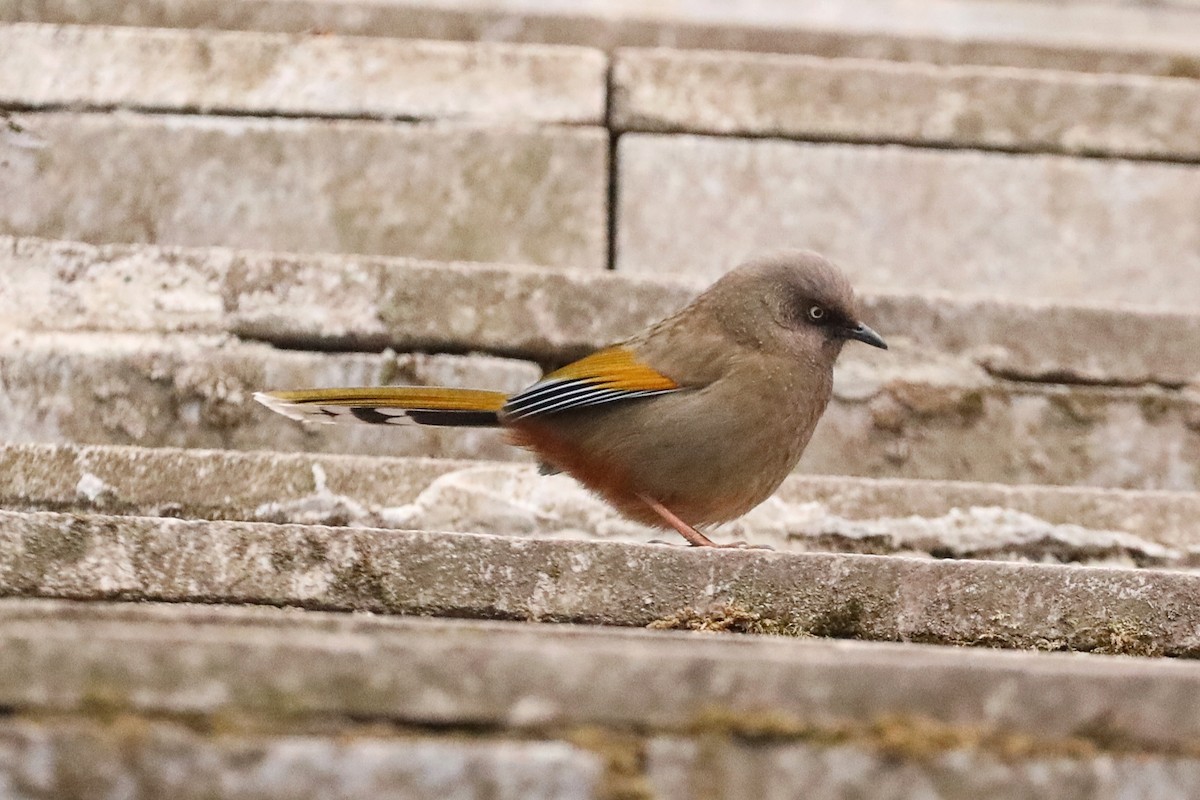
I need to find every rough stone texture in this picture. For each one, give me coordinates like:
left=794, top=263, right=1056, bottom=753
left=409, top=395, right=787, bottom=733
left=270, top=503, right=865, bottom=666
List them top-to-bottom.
left=5, top=0, right=1200, bottom=77
left=0, top=23, right=607, bottom=123
left=612, top=48, right=1200, bottom=159
left=0, top=113, right=608, bottom=269
left=616, top=135, right=1200, bottom=310
left=7, top=236, right=1200, bottom=386
left=858, top=291, right=1200, bottom=387
left=3, top=330, right=1197, bottom=489
left=0, top=332, right=538, bottom=461
left=812, top=342, right=1200, bottom=491
left=5, top=443, right=1198, bottom=566
left=0, top=444, right=474, bottom=521
left=3, top=511, right=1200, bottom=655
left=4, top=599, right=1200, bottom=747
left=0, top=719, right=603, bottom=800
left=646, top=737, right=1200, bottom=800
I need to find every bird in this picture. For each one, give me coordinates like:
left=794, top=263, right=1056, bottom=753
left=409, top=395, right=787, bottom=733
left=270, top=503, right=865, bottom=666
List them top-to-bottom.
left=255, top=250, right=887, bottom=547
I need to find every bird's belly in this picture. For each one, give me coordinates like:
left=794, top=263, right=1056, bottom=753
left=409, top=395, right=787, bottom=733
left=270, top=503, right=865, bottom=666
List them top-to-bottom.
left=509, top=386, right=825, bottom=527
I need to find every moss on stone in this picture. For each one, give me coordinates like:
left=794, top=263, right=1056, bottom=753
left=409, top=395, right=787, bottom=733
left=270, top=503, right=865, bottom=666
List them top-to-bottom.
left=568, top=726, right=656, bottom=800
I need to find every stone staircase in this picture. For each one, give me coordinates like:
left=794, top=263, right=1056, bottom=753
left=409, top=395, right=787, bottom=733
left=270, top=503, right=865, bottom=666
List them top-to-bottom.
left=1, top=5, right=1199, bottom=798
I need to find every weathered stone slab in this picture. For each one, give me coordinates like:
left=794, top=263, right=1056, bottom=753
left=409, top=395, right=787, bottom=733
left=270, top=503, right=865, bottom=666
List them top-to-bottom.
left=4, top=0, right=1200, bottom=77
left=0, top=23, right=607, bottom=123
left=612, top=48, right=1200, bottom=159
left=0, top=113, right=608, bottom=268
left=616, top=135, right=1200, bottom=310
left=7, top=236, right=1200, bottom=386
left=858, top=291, right=1200, bottom=387
left=2, top=330, right=1196, bottom=489
left=0, top=332, right=538, bottom=461
left=813, top=343, right=1200, bottom=491
left=0, top=443, right=474, bottom=521
left=4, top=443, right=1198, bottom=565
left=2, top=511, right=1199, bottom=655
left=3, top=599, right=1200, bottom=750
left=0, top=718, right=603, bottom=800
left=646, top=737, right=1200, bottom=800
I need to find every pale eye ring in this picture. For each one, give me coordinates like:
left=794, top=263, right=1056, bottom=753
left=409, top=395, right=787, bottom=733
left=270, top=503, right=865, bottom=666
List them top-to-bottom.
left=807, top=305, right=826, bottom=321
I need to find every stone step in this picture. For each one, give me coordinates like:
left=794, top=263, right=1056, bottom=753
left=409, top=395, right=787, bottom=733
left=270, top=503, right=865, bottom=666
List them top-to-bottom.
left=5, top=0, right=1200, bottom=76
left=8, top=22, right=1198, bottom=163
left=0, top=23, right=607, bottom=123
left=4, top=25, right=1198, bottom=303
left=612, top=47, right=1200, bottom=160
left=0, top=112, right=608, bottom=268
left=614, top=134, right=1200, bottom=308
left=7, top=236, right=1198, bottom=387
left=3, top=328, right=1196, bottom=489
left=0, top=331, right=537, bottom=462
left=3, top=443, right=1198, bottom=564
left=2, top=509, right=1199, bottom=655
left=2, top=598, right=1200, bottom=800
left=0, top=715, right=604, bottom=800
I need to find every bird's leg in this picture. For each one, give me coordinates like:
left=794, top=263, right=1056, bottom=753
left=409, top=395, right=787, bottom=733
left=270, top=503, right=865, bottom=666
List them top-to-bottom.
left=639, top=495, right=774, bottom=550
left=639, top=495, right=721, bottom=546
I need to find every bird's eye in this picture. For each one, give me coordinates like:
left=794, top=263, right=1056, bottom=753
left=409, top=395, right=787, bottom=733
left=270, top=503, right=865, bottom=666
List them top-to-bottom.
left=807, top=305, right=826, bottom=322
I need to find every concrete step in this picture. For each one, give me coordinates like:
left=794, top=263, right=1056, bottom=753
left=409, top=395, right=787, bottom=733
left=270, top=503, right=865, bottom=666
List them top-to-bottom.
left=5, top=0, right=1200, bottom=76
left=0, top=23, right=607, bottom=123
left=8, top=23, right=1197, bottom=162
left=0, top=24, right=610, bottom=267
left=5, top=24, right=1199, bottom=305
left=612, top=47, right=1200, bottom=160
left=0, top=112, right=608, bottom=268
left=614, top=134, right=1200, bottom=308
left=8, top=236, right=1198, bottom=386
left=9, top=236, right=1200, bottom=489
left=3, top=328, right=1197, bottom=489
left=0, top=332, right=537, bottom=461
left=5, top=443, right=1198, bottom=565
left=3, top=508, right=1199, bottom=655
left=2, top=599, right=1200, bottom=798
left=0, top=716, right=603, bottom=800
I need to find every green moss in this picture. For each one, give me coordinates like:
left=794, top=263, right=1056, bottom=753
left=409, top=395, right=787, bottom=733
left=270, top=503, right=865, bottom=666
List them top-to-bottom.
left=1165, top=57, right=1200, bottom=80
left=1048, top=393, right=1108, bottom=426
left=1138, top=393, right=1174, bottom=424
left=22, top=518, right=92, bottom=567
left=329, top=555, right=394, bottom=610
left=806, top=597, right=868, bottom=640
left=647, top=602, right=810, bottom=637
left=1085, top=618, right=1165, bottom=658
left=77, top=683, right=131, bottom=725
left=688, top=708, right=1109, bottom=763
left=568, top=727, right=656, bottom=800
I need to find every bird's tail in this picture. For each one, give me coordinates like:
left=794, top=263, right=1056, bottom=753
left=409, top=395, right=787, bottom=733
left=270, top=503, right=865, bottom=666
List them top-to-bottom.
left=254, top=386, right=507, bottom=428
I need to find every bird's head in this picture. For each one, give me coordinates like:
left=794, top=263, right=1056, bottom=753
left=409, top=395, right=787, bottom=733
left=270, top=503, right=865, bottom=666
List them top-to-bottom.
left=708, top=250, right=887, bottom=362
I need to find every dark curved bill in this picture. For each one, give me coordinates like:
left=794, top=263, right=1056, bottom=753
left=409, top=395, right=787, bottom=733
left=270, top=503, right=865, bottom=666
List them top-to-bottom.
left=843, top=322, right=888, bottom=349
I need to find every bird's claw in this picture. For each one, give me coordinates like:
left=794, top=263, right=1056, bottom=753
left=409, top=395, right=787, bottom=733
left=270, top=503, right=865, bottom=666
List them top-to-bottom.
left=646, top=539, right=772, bottom=550
left=711, top=540, right=774, bottom=550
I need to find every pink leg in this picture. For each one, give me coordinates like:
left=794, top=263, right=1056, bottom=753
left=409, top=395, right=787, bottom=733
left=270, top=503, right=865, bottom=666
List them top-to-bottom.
left=639, top=495, right=721, bottom=547
left=639, top=496, right=773, bottom=550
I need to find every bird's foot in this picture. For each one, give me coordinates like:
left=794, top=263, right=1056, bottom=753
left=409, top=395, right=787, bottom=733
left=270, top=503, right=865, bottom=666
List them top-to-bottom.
left=639, top=495, right=775, bottom=550
left=647, top=537, right=772, bottom=550
left=705, top=540, right=774, bottom=550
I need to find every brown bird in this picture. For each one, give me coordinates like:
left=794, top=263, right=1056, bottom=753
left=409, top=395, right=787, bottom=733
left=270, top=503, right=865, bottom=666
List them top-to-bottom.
left=255, top=250, right=886, bottom=547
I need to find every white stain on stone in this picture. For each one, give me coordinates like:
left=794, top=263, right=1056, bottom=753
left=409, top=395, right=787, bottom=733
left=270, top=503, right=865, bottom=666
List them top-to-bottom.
left=75, top=472, right=108, bottom=502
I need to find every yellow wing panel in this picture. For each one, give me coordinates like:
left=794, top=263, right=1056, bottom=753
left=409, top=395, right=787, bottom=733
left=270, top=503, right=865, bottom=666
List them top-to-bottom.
left=545, top=347, right=678, bottom=392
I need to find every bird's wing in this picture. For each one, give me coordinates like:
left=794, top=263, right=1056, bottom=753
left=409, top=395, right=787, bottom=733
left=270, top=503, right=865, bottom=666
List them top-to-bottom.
left=502, top=347, right=682, bottom=421
left=254, top=386, right=507, bottom=427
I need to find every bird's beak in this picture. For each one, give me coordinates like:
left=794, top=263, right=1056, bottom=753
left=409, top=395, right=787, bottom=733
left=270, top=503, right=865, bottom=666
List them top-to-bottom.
left=842, top=321, right=888, bottom=349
